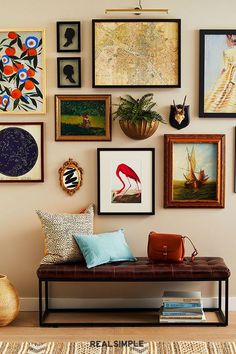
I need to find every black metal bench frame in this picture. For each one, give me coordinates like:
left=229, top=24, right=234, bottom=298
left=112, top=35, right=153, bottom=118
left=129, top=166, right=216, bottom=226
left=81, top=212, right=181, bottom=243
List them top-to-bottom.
left=38, top=278, right=229, bottom=327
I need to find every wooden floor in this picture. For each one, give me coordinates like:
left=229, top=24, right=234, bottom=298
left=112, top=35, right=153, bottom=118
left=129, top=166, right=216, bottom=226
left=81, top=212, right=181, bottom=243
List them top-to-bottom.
left=0, top=312, right=236, bottom=342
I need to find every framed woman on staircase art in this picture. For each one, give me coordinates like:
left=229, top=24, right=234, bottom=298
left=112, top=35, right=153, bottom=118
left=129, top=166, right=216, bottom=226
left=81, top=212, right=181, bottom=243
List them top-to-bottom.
left=200, top=29, right=236, bottom=117
left=97, top=148, right=155, bottom=215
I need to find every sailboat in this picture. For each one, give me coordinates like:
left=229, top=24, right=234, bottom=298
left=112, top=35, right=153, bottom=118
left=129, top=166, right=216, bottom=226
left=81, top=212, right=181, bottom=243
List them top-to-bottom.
left=183, top=147, right=209, bottom=189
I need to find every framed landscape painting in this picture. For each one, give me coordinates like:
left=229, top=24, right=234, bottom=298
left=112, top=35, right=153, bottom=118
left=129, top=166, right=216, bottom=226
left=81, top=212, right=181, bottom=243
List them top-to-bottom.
left=92, top=19, right=181, bottom=88
left=0, top=29, right=46, bottom=114
left=200, top=30, right=236, bottom=117
left=55, top=95, right=111, bottom=141
left=0, top=123, right=44, bottom=182
left=164, top=135, right=225, bottom=208
left=97, top=148, right=155, bottom=215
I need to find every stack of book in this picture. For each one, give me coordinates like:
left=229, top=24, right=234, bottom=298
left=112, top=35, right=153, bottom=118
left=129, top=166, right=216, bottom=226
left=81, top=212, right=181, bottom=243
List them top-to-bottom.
left=159, top=291, right=206, bottom=323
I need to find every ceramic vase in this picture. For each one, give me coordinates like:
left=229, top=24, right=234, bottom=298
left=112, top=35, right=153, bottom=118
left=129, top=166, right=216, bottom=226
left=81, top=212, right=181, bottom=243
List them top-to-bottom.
left=0, top=274, right=20, bottom=326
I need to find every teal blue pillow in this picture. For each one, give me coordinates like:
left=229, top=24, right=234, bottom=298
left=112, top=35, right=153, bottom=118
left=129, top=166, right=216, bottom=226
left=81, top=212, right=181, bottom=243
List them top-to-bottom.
left=74, top=229, right=136, bottom=268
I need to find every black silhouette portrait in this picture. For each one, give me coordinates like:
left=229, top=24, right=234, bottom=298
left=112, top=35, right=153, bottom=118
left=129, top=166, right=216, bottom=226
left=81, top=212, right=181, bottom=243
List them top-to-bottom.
left=63, top=27, right=75, bottom=47
left=63, top=64, right=76, bottom=84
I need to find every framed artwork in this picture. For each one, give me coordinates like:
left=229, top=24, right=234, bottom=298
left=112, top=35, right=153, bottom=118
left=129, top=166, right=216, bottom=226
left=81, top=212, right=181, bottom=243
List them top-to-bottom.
left=92, top=19, right=181, bottom=88
left=57, top=22, right=81, bottom=52
left=0, top=29, right=46, bottom=114
left=200, top=30, right=236, bottom=117
left=57, top=57, right=81, bottom=88
left=55, top=95, right=111, bottom=141
left=0, top=123, right=44, bottom=182
left=164, top=134, right=225, bottom=208
left=97, top=148, right=155, bottom=215
left=58, top=158, right=83, bottom=196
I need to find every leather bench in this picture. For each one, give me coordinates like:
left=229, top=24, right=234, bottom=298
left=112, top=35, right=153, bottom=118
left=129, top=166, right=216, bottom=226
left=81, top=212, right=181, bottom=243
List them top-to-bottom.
left=37, top=257, right=230, bottom=327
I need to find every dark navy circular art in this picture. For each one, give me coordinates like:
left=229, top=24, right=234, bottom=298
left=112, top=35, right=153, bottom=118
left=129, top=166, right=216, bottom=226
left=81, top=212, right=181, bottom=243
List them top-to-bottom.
left=0, top=127, right=38, bottom=177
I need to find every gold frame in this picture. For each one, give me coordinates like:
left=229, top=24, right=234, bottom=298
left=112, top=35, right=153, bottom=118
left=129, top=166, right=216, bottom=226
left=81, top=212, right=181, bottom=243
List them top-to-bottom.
left=0, top=28, right=46, bottom=114
left=55, top=94, right=111, bottom=141
left=164, top=134, right=225, bottom=208
left=58, top=158, right=83, bottom=196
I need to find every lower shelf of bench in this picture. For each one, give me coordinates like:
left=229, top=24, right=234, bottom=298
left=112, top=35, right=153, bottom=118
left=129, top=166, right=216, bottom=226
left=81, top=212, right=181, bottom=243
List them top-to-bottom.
left=39, top=279, right=229, bottom=327
left=40, top=308, right=227, bottom=327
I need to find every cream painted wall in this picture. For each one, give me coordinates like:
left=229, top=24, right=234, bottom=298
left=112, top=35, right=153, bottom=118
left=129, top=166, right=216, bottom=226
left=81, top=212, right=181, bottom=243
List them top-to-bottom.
left=0, top=0, right=236, bottom=301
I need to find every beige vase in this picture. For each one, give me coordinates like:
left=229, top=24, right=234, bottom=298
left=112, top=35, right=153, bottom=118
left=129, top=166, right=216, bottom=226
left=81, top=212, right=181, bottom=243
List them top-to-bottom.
left=119, top=120, right=159, bottom=140
left=0, top=274, right=20, bottom=326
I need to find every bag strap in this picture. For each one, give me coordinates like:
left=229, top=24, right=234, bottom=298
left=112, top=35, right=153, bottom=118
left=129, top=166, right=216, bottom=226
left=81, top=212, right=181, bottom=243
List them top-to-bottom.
left=183, top=236, right=198, bottom=262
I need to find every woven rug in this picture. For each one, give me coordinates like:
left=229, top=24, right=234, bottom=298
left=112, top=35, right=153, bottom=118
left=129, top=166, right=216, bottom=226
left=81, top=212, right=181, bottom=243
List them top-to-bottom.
left=0, top=341, right=235, bottom=354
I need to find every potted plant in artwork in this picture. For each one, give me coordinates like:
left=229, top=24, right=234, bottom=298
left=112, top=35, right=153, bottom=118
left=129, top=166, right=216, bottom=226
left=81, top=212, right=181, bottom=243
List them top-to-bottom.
left=113, top=93, right=166, bottom=140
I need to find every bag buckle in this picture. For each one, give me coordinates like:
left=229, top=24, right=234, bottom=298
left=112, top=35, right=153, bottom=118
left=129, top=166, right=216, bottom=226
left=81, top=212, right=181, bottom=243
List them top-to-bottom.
left=163, top=245, right=168, bottom=257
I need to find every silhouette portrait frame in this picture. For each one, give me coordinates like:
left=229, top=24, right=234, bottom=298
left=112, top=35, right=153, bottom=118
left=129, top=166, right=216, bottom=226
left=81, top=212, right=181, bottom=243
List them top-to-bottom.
left=57, top=21, right=81, bottom=52
left=199, top=29, right=236, bottom=117
left=57, top=57, right=81, bottom=88
left=55, top=95, right=111, bottom=141
left=164, top=134, right=225, bottom=208
left=97, top=148, right=155, bottom=215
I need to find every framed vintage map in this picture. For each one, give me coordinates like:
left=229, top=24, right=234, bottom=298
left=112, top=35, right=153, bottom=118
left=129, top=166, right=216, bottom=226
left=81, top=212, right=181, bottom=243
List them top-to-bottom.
left=92, top=19, right=181, bottom=88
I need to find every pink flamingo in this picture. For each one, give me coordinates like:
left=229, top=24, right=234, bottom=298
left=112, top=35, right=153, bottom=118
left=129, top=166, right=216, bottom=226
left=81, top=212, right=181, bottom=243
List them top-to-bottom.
left=113, top=163, right=141, bottom=200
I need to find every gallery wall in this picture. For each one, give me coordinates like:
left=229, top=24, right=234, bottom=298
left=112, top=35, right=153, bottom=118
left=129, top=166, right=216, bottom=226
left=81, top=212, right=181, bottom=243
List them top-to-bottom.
left=1, top=0, right=236, bottom=302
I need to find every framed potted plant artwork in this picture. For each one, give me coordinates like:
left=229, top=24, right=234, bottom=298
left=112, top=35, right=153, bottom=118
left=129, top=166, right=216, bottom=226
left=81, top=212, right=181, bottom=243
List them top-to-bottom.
left=92, top=19, right=181, bottom=88
left=57, top=22, right=81, bottom=52
left=0, top=29, right=46, bottom=114
left=199, top=29, right=236, bottom=117
left=57, top=57, right=81, bottom=88
left=55, top=95, right=111, bottom=141
left=0, top=122, right=44, bottom=182
left=164, top=134, right=225, bottom=208
left=97, top=148, right=155, bottom=215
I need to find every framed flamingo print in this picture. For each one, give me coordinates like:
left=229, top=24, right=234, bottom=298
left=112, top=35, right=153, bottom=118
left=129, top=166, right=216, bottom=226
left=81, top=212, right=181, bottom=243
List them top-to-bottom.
left=0, top=29, right=46, bottom=114
left=97, top=148, right=155, bottom=215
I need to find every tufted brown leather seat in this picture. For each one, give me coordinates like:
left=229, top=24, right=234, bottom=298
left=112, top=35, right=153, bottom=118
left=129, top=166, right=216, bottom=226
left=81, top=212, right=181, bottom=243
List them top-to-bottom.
left=37, top=257, right=230, bottom=282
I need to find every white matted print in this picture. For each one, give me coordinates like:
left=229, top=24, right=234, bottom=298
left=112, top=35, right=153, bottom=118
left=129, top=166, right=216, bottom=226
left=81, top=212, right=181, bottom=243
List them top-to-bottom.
left=97, top=148, right=155, bottom=215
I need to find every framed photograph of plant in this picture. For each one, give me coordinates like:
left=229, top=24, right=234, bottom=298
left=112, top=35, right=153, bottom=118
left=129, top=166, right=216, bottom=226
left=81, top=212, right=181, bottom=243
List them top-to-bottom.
left=92, top=19, right=181, bottom=88
left=57, top=22, right=81, bottom=52
left=0, top=29, right=46, bottom=114
left=199, top=30, right=236, bottom=117
left=57, top=57, right=81, bottom=88
left=55, top=95, right=111, bottom=141
left=0, top=122, right=44, bottom=182
left=164, top=134, right=225, bottom=208
left=97, top=148, right=155, bottom=215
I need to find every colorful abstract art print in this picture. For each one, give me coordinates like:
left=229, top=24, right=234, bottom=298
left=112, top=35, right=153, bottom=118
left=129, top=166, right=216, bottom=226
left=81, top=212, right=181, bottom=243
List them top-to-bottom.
left=92, top=19, right=181, bottom=88
left=0, top=30, right=46, bottom=114
left=200, top=30, right=236, bottom=117
left=55, top=95, right=111, bottom=141
left=0, top=123, right=44, bottom=182
left=164, top=134, right=225, bottom=208
left=97, top=148, right=155, bottom=215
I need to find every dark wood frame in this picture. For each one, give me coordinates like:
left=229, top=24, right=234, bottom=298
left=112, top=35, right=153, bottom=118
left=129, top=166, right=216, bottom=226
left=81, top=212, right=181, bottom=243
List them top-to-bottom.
left=92, top=19, right=181, bottom=88
left=57, top=21, right=81, bottom=52
left=199, top=29, right=236, bottom=118
left=57, top=57, right=81, bottom=88
left=55, top=94, right=112, bottom=141
left=0, top=122, right=44, bottom=183
left=234, top=127, right=236, bottom=193
left=164, top=134, right=225, bottom=208
left=97, top=148, right=155, bottom=215
left=58, top=158, right=83, bottom=196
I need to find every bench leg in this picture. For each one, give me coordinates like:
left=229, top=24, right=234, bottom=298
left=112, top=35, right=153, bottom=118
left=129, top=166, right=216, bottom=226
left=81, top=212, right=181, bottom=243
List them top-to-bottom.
left=225, top=278, right=229, bottom=326
left=39, top=280, right=43, bottom=326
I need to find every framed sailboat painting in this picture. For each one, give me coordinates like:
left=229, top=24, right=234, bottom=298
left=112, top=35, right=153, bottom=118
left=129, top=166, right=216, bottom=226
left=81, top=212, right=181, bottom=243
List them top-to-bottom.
left=164, top=134, right=225, bottom=208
